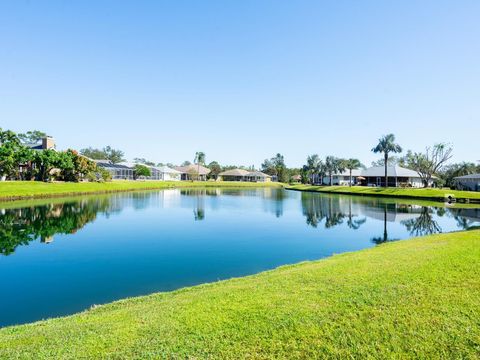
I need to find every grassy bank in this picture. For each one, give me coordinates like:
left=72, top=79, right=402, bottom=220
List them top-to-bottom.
left=0, top=181, right=283, bottom=201
left=286, top=184, right=480, bottom=203
left=1, top=230, right=479, bottom=359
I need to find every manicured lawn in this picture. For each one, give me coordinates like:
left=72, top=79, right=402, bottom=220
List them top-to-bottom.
left=0, top=181, right=282, bottom=201
left=286, top=184, right=480, bottom=202
left=0, top=230, right=478, bottom=359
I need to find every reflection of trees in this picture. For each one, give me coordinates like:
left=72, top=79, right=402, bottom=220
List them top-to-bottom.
left=301, top=193, right=366, bottom=229
left=0, top=199, right=111, bottom=256
left=401, top=207, right=442, bottom=236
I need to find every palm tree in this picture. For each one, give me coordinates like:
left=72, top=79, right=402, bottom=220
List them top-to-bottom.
left=371, top=134, right=402, bottom=188
left=194, top=152, right=206, bottom=181
left=306, top=154, right=322, bottom=184
left=325, top=156, right=346, bottom=186
left=343, top=158, right=362, bottom=186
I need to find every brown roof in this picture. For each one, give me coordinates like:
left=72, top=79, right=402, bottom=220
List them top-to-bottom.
left=175, top=164, right=211, bottom=175
left=218, top=169, right=251, bottom=177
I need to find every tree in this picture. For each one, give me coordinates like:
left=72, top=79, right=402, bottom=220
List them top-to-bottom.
left=0, top=129, right=27, bottom=180
left=17, top=130, right=47, bottom=144
left=371, top=134, right=402, bottom=188
left=405, top=143, right=453, bottom=188
left=79, top=146, right=125, bottom=164
left=103, top=146, right=125, bottom=164
left=32, top=149, right=60, bottom=181
left=194, top=152, right=206, bottom=181
left=262, top=153, right=287, bottom=182
left=306, top=154, right=322, bottom=185
left=324, top=156, right=346, bottom=186
left=371, top=156, right=405, bottom=167
left=134, top=158, right=155, bottom=166
left=343, top=158, right=362, bottom=186
left=207, top=161, right=222, bottom=180
left=440, top=162, right=479, bottom=188
left=134, top=164, right=151, bottom=179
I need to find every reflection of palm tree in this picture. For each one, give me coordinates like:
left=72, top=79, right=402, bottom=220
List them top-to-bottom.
left=371, top=205, right=389, bottom=244
left=401, top=207, right=442, bottom=236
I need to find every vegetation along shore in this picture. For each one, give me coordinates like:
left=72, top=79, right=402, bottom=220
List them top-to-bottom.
left=0, top=230, right=478, bottom=358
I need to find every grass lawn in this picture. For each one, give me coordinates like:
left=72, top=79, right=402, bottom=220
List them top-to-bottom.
left=0, top=180, right=282, bottom=201
left=286, top=184, right=480, bottom=203
left=0, top=230, right=479, bottom=359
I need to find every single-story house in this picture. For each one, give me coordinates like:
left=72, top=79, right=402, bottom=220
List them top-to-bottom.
left=95, top=160, right=135, bottom=180
left=96, top=161, right=181, bottom=181
left=175, top=164, right=211, bottom=181
left=152, top=166, right=181, bottom=181
left=311, top=166, right=434, bottom=188
left=359, top=166, right=433, bottom=188
left=217, top=168, right=272, bottom=182
left=217, top=169, right=250, bottom=181
left=313, top=169, right=363, bottom=186
left=245, top=171, right=272, bottom=182
left=454, top=174, right=480, bottom=191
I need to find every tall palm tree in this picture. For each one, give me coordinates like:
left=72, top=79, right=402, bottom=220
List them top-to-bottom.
left=371, top=134, right=402, bottom=188
left=194, top=151, right=206, bottom=181
left=325, top=156, right=346, bottom=186
left=343, top=158, right=362, bottom=186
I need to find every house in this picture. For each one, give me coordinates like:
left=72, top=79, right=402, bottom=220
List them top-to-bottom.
left=24, top=136, right=55, bottom=150
left=95, top=160, right=135, bottom=180
left=96, top=161, right=181, bottom=181
left=175, top=164, right=211, bottom=181
left=151, top=166, right=181, bottom=181
left=311, top=166, right=433, bottom=188
left=359, top=166, right=433, bottom=188
left=217, top=168, right=272, bottom=182
left=217, top=169, right=250, bottom=181
left=313, top=170, right=363, bottom=186
left=245, top=171, right=272, bottom=182
left=454, top=174, right=480, bottom=191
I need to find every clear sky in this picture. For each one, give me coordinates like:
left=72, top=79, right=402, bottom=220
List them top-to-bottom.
left=1, top=1, right=479, bottom=168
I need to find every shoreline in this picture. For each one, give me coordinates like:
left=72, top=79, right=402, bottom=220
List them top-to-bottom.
left=0, top=181, right=283, bottom=202
left=285, top=184, right=480, bottom=204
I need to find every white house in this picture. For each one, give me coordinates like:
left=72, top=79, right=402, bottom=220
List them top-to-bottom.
left=312, top=166, right=434, bottom=188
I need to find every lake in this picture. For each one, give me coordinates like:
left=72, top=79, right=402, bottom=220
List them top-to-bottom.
left=1, top=188, right=479, bottom=327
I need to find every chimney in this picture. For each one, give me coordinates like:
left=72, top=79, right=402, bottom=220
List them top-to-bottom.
left=42, top=136, right=55, bottom=150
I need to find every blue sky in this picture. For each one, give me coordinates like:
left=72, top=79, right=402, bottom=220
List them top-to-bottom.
left=1, top=1, right=478, bottom=167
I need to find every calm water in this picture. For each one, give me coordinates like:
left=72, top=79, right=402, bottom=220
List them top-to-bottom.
left=1, top=188, right=479, bottom=327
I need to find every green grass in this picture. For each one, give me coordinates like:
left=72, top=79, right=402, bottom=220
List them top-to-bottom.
left=0, top=181, right=282, bottom=201
left=286, top=184, right=480, bottom=203
left=1, top=230, right=479, bottom=359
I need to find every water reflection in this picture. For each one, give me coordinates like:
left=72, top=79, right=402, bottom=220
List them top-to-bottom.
left=1, top=189, right=479, bottom=256
left=299, top=192, right=479, bottom=243
left=0, top=198, right=112, bottom=255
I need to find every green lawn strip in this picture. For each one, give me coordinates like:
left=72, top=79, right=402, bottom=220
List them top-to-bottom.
left=0, top=181, right=283, bottom=201
left=286, top=184, right=480, bottom=203
left=0, top=230, right=478, bottom=358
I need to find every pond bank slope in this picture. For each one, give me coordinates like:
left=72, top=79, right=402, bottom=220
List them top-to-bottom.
left=286, top=184, right=480, bottom=203
left=1, top=230, right=479, bottom=359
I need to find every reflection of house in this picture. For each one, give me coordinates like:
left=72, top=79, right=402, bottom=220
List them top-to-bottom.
left=175, top=164, right=211, bottom=181
left=312, top=166, right=433, bottom=188
left=217, top=169, right=272, bottom=182
left=454, top=174, right=480, bottom=191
